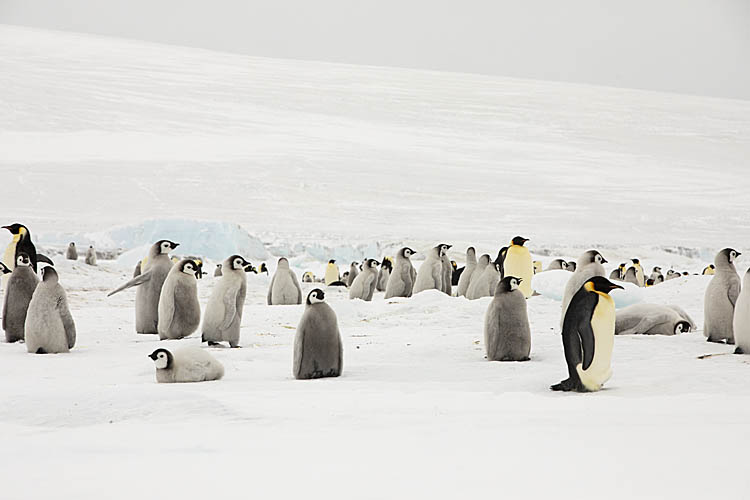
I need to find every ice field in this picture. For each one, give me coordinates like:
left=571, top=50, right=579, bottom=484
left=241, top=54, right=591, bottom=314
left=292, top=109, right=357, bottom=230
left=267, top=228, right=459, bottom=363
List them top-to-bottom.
left=1, top=25, right=750, bottom=499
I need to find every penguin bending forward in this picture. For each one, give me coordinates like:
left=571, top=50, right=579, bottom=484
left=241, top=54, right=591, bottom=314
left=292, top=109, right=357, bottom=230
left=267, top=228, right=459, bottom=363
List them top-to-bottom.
left=294, top=289, right=343, bottom=379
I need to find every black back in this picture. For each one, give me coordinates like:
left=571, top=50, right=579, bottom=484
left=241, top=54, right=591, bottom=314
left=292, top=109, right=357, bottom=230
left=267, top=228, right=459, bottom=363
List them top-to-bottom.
left=560, top=285, right=599, bottom=387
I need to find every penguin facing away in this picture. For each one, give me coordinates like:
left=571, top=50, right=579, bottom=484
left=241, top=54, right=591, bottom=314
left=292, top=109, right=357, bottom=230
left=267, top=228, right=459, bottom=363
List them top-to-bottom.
left=502, top=237, right=533, bottom=298
left=66, top=243, right=78, bottom=261
left=413, top=244, right=451, bottom=294
left=85, top=246, right=97, bottom=266
left=384, top=247, right=417, bottom=299
left=456, top=247, right=477, bottom=297
left=704, top=248, right=741, bottom=344
left=560, top=250, right=607, bottom=329
left=3, top=253, right=39, bottom=343
left=466, top=253, right=490, bottom=290
left=202, top=255, right=251, bottom=348
left=268, top=257, right=303, bottom=305
left=376, top=257, right=392, bottom=292
left=466, top=258, right=500, bottom=300
left=158, top=259, right=201, bottom=341
left=324, top=259, right=340, bottom=286
left=349, top=259, right=380, bottom=301
left=546, top=259, right=568, bottom=271
left=346, top=262, right=360, bottom=287
left=623, top=266, right=640, bottom=286
left=24, top=267, right=76, bottom=354
left=733, top=269, right=750, bottom=354
left=484, top=276, right=531, bottom=361
left=552, top=276, right=623, bottom=392
left=294, top=289, right=343, bottom=380
left=149, top=347, right=224, bottom=383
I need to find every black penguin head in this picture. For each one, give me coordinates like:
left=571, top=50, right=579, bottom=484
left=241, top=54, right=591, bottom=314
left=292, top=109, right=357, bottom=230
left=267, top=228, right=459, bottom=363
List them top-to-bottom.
left=2, top=223, right=27, bottom=236
left=511, top=236, right=529, bottom=247
left=156, top=240, right=179, bottom=254
left=69, top=242, right=75, bottom=247
left=437, top=244, right=451, bottom=257
left=401, top=247, right=416, bottom=258
left=718, top=248, right=741, bottom=265
left=16, top=252, right=31, bottom=267
left=228, top=255, right=251, bottom=271
left=381, top=257, right=393, bottom=271
left=631, top=258, right=640, bottom=265
left=179, top=259, right=199, bottom=278
left=328, top=259, right=336, bottom=264
left=366, top=259, right=379, bottom=269
left=0, top=262, right=11, bottom=274
left=260, top=263, right=268, bottom=273
left=709, top=264, right=715, bottom=270
left=41, top=266, right=58, bottom=283
left=653, top=266, right=662, bottom=273
left=497, top=276, right=523, bottom=293
left=583, top=276, right=623, bottom=294
left=646, top=278, right=655, bottom=287
left=307, top=288, right=325, bottom=305
left=674, top=321, right=691, bottom=335
left=148, top=348, right=173, bottom=370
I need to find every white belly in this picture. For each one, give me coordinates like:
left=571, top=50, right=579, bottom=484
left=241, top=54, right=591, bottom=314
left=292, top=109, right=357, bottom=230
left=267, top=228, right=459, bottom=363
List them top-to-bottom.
left=576, top=294, right=615, bottom=391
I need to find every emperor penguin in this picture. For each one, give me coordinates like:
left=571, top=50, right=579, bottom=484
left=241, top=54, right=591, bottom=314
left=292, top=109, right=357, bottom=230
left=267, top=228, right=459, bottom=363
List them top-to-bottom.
left=2, top=223, right=54, bottom=275
left=503, top=237, right=533, bottom=298
left=107, top=240, right=179, bottom=334
left=65, top=243, right=78, bottom=261
left=413, top=244, right=451, bottom=294
left=85, top=245, right=97, bottom=266
left=384, top=247, right=417, bottom=299
left=456, top=247, right=478, bottom=297
left=440, top=248, right=454, bottom=295
left=704, top=248, right=741, bottom=344
left=560, top=250, right=607, bottom=329
left=3, top=253, right=39, bottom=342
left=202, top=255, right=251, bottom=348
left=267, top=257, right=303, bottom=305
left=376, top=257, right=392, bottom=292
left=466, top=258, right=501, bottom=300
left=158, top=259, right=201, bottom=341
left=324, top=259, right=340, bottom=286
left=349, top=259, right=379, bottom=301
left=546, top=259, right=569, bottom=271
left=631, top=259, right=645, bottom=287
left=533, top=260, right=543, bottom=274
left=451, top=261, right=461, bottom=286
left=566, top=261, right=577, bottom=272
left=0, top=262, right=11, bottom=276
left=346, top=262, right=360, bottom=287
left=259, top=263, right=269, bottom=275
left=609, top=263, right=626, bottom=281
left=214, top=264, right=223, bottom=277
left=703, top=264, right=716, bottom=275
left=623, top=266, right=640, bottom=286
left=24, top=267, right=76, bottom=354
left=649, top=267, right=663, bottom=282
left=733, top=269, right=750, bottom=354
left=302, top=272, right=315, bottom=283
left=484, top=276, right=531, bottom=361
left=552, top=276, right=623, bottom=392
left=294, top=289, right=343, bottom=379
left=149, top=347, right=224, bottom=383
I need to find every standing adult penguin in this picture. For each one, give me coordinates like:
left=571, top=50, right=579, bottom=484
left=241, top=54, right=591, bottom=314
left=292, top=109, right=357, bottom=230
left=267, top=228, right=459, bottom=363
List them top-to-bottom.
left=2, top=223, right=54, bottom=274
left=503, top=237, right=533, bottom=298
left=108, top=240, right=179, bottom=334
left=65, top=243, right=78, bottom=261
left=413, top=244, right=451, bottom=294
left=85, top=245, right=97, bottom=266
left=384, top=247, right=417, bottom=299
left=456, top=247, right=478, bottom=297
left=440, top=248, right=454, bottom=295
left=704, top=248, right=741, bottom=344
left=560, top=250, right=607, bottom=329
left=3, top=253, right=39, bottom=342
left=202, top=255, right=251, bottom=348
left=267, top=257, right=303, bottom=305
left=376, top=257, right=392, bottom=292
left=158, top=259, right=201, bottom=341
left=324, top=259, right=340, bottom=286
left=349, top=259, right=380, bottom=301
left=546, top=259, right=569, bottom=271
left=346, top=262, right=360, bottom=287
left=258, top=263, right=269, bottom=275
left=703, top=265, right=716, bottom=275
left=24, top=267, right=76, bottom=354
left=733, top=269, right=750, bottom=354
left=484, top=276, right=531, bottom=361
left=552, top=276, right=623, bottom=392
left=293, top=289, right=343, bottom=379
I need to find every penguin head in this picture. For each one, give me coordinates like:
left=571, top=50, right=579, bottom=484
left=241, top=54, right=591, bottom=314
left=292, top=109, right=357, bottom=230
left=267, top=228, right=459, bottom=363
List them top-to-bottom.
left=2, top=223, right=28, bottom=237
left=510, top=236, right=529, bottom=247
left=156, top=240, right=179, bottom=254
left=69, top=242, right=75, bottom=247
left=437, top=244, right=451, bottom=257
left=401, top=247, right=416, bottom=258
left=718, top=248, right=741, bottom=265
left=582, top=250, right=607, bottom=266
left=16, top=252, right=31, bottom=267
left=478, top=254, right=491, bottom=266
left=228, top=255, right=251, bottom=271
left=381, top=257, right=393, bottom=272
left=278, top=258, right=290, bottom=269
left=631, top=258, right=640, bottom=265
left=179, top=259, right=199, bottom=278
left=328, top=259, right=336, bottom=265
left=365, top=259, right=379, bottom=269
left=350, top=261, right=359, bottom=269
left=560, top=261, right=569, bottom=270
left=567, top=261, right=576, bottom=272
left=0, top=262, right=11, bottom=274
left=260, top=263, right=268, bottom=272
left=709, top=264, right=715, bottom=270
left=41, top=266, right=58, bottom=283
left=653, top=266, right=662, bottom=273
left=498, top=276, right=522, bottom=293
left=584, top=276, right=623, bottom=295
left=645, top=279, right=654, bottom=287
left=307, top=288, right=325, bottom=305
left=674, top=321, right=691, bottom=335
left=149, top=348, right=173, bottom=370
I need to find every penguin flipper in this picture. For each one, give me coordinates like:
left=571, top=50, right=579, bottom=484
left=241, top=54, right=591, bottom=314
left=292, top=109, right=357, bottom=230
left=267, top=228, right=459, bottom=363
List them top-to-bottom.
left=37, top=254, right=54, bottom=266
left=107, top=271, right=152, bottom=297
left=267, top=274, right=276, bottom=305
left=728, top=280, right=740, bottom=308
left=220, top=288, right=239, bottom=330
left=58, top=297, right=76, bottom=349
left=578, top=319, right=596, bottom=371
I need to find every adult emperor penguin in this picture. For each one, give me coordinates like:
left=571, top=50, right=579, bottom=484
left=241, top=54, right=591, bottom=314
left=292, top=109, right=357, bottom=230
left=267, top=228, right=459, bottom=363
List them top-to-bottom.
left=2, top=223, right=54, bottom=274
left=503, top=237, right=533, bottom=298
left=108, top=239, right=179, bottom=334
left=65, top=243, right=78, bottom=261
left=413, top=244, right=451, bottom=294
left=85, top=245, right=97, bottom=266
left=384, top=247, right=417, bottom=299
left=456, top=247, right=478, bottom=297
left=440, top=248, right=454, bottom=295
left=704, top=248, right=741, bottom=344
left=560, top=250, right=607, bottom=329
left=3, top=253, right=39, bottom=342
left=202, top=255, right=251, bottom=348
left=268, top=257, right=303, bottom=305
left=376, top=257, right=392, bottom=292
left=158, top=259, right=201, bottom=341
left=324, top=259, right=340, bottom=286
left=349, top=259, right=379, bottom=301
left=466, top=259, right=500, bottom=300
left=546, top=259, right=568, bottom=271
left=630, top=259, right=645, bottom=287
left=533, top=260, right=543, bottom=274
left=566, top=261, right=577, bottom=272
left=346, top=262, right=360, bottom=287
left=259, top=263, right=268, bottom=275
left=703, top=264, right=716, bottom=275
left=24, top=267, right=76, bottom=354
left=733, top=269, right=750, bottom=354
left=484, top=276, right=531, bottom=361
left=552, top=276, right=623, bottom=392
left=294, top=289, right=343, bottom=379
left=615, top=303, right=695, bottom=336
left=149, top=347, right=224, bottom=383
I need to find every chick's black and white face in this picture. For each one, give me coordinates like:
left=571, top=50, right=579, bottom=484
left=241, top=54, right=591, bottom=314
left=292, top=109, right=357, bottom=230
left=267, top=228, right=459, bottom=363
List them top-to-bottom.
left=160, top=241, right=173, bottom=254
left=439, top=245, right=450, bottom=256
left=404, top=248, right=413, bottom=258
left=729, top=250, right=739, bottom=263
left=595, top=253, right=604, bottom=264
left=16, top=254, right=30, bottom=267
left=232, top=257, right=245, bottom=270
left=181, top=261, right=196, bottom=276
left=561, top=262, right=568, bottom=270
left=509, top=277, right=521, bottom=291
left=309, top=289, right=325, bottom=304
left=152, top=350, right=170, bottom=369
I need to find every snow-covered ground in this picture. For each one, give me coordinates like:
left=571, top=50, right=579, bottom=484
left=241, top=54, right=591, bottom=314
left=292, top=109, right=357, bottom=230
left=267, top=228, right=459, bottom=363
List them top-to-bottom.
left=1, top=25, right=750, bottom=499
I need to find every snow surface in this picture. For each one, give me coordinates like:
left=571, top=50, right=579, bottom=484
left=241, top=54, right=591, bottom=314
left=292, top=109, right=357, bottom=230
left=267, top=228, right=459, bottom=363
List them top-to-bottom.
left=1, top=25, right=750, bottom=499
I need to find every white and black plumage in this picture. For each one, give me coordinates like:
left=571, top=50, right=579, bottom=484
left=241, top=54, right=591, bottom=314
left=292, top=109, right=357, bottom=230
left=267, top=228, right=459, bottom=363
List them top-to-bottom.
left=413, top=244, right=451, bottom=294
left=384, top=247, right=417, bottom=299
left=704, top=248, right=741, bottom=344
left=560, top=250, right=607, bottom=329
left=3, top=253, right=39, bottom=343
left=202, top=255, right=251, bottom=348
left=376, top=257, right=392, bottom=292
left=268, top=258, right=303, bottom=305
left=158, top=259, right=201, bottom=341
left=349, top=259, right=380, bottom=301
left=346, top=262, right=360, bottom=287
left=24, top=267, right=76, bottom=354
left=484, top=276, right=531, bottom=361
left=293, top=289, right=343, bottom=380
left=615, top=303, right=695, bottom=336
left=149, top=347, right=224, bottom=383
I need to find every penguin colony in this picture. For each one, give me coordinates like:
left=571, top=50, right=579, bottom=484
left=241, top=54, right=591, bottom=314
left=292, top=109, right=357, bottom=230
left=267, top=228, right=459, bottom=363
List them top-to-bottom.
left=0, top=223, right=746, bottom=391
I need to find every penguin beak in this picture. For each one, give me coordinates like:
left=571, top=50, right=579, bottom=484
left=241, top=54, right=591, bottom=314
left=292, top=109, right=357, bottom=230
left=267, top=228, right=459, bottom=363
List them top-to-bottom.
left=172, top=243, right=180, bottom=249
left=601, top=258, right=608, bottom=264
left=517, top=278, right=523, bottom=283
left=609, top=284, right=624, bottom=291
left=148, top=353, right=157, bottom=360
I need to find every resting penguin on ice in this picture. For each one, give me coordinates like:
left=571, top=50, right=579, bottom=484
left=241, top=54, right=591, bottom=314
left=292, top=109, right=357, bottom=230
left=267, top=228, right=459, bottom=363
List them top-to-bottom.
left=503, top=237, right=533, bottom=298
left=108, top=240, right=179, bottom=334
left=65, top=243, right=78, bottom=261
left=413, top=244, right=451, bottom=294
left=384, top=247, right=417, bottom=299
left=456, top=247, right=477, bottom=297
left=704, top=248, right=741, bottom=344
left=560, top=250, right=607, bottom=329
left=3, top=253, right=39, bottom=343
left=202, top=255, right=252, bottom=348
left=268, top=257, right=303, bottom=305
left=376, top=257, right=392, bottom=292
left=349, top=258, right=379, bottom=301
left=158, top=259, right=201, bottom=341
left=546, top=259, right=568, bottom=271
left=703, top=264, right=716, bottom=276
left=24, top=267, right=76, bottom=354
left=733, top=269, right=750, bottom=354
left=484, top=276, right=531, bottom=361
left=552, top=276, right=623, bottom=392
left=293, top=289, right=343, bottom=380
left=615, top=303, right=695, bottom=336
left=149, top=347, right=224, bottom=383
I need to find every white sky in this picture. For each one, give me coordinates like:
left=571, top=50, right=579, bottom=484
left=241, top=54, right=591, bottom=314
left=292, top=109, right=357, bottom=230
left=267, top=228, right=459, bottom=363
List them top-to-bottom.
left=2, top=0, right=748, bottom=99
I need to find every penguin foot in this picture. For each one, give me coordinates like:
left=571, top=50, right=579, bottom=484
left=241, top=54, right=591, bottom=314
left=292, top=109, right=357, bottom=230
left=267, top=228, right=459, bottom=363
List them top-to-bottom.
left=207, top=341, right=221, bottom=346
left=230, top=344, right=242, bottom=348
left=35, top=347, right=47, bottom=354
left=735, top=347, right=745, bottom=355
left=551, top=378, right=575, bottom=392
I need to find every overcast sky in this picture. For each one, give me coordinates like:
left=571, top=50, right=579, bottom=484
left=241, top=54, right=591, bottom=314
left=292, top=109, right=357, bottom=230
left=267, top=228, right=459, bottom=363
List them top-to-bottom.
left=2, top=0, right=748, bottom=100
